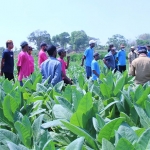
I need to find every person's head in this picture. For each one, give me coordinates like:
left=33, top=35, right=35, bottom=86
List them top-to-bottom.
left=6, top=40, right=14, bottom=49
left=89, top=40, right=96, bottom=48
left=20, top=41, right=28, bottom=51
left=40, top=42, right=47, bottom=51
left=120, top=44, right=125, bottom=49
left=47, top=45, right=57, bottom=57
left=147, top=45, right=150, bottom=51
left=27, top=46, right=33, bottom=55
left=130, top=46, right=135, bottom=52
left=138, top=46, right=147, bottom=55
left=111, top=47, right=116, bottom=55
left=57, top=48, right=67, bottom=58
left=93, top=52, right=100, bottom=60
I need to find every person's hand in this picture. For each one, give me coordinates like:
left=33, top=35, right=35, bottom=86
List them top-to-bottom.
left=67, top=56, right=70, bottom=61
left=0, top=71, right=3, bottom=76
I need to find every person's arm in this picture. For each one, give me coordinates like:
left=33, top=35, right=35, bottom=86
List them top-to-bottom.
left=128, top=53, right=131, bottom=66
left=81, top=55, right=86, bottom=66
left=66, top=56, right=70, bottom=69
left=103, top=57, right=110, bottom=69
left=0, top=58, right=5, bottom=76
left=129, top=62, right=135, bottom=76
left=51, top=63, right=62, bottom=86
left=17, top=66, right=21, bottom=75
left=92, top=70, right=99, bottom=78
left=62, top=71, right=72, bottom=84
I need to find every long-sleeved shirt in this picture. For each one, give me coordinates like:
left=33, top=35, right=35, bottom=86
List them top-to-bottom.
left=41, top=57, right=62, bottom=86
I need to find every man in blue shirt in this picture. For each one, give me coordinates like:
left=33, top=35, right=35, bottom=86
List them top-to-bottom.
left=0, top=40, right=14, bottom=81
left=81, top=40, right=96, bottom=79
left=116, top=44, right=126, bottom=73
left=41, top=45, right=62, bottom=86
left=147, top=45, right=150, bottom=57
left=103, top=47, right=115, bottom=70
left=91, top=52, right=100, bottom=81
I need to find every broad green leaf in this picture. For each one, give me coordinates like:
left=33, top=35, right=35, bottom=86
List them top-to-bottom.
left=78, top=74, right=84, bottom=88
left=113, top=76, right=125, bottom=96
left=3, top=79, right=13, bottom=93
left=54, top=81, right=64, bottom=93
left=36, top=83, right=47, bottom=92
left=100, top=83, right=111, bottom=98
left=62, top=85, right=72, bottom=103
left=72, top=87, right=83, bottom=111
left=77, top=92, right=93, bottom=114
left=56, top=96, right=73, bottom=113
left=145, top=100, right=150, bottom=118
left=53, top=104, right=73, bottom=120
left=134, top=104, right=150, bottom=128
left=30, top=109, right=46, bottom=117
left=70, top=111, right=86, bottom=128
left=120, top=112, right=135, bottom=126
left=32, top=114, right=44, bottom=141
left=96, top=114, right=105, bottom=129
left=92, top=117, right=100, bottom=132
left=97, top=117, right=125, bottom=143
left=62, top=121, right=99, bottom=150
left=117, top=123, right=138, bottom=144
left=134, top=128, right=145, bottom=137
left=136, top=128, right=150, bottom=150
left=0, top=129, right=20, bottom=144
left=66, top=137, right=84, bottom=150
left=102, top=138, right=115, bottom=150
left=116, top=138, right=134, bottom=150
left=42, top=140, right=55, bottom=150
left=7, top=141, right=29, bottom=150
left=0, top=145, right=8, bottom=150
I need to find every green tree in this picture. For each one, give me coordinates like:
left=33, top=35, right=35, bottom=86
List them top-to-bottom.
left=28, top=30, right=51, bottom=50
left=70, top=30, right=88, bottom=52
left=136, top=33, right=150, bottom=45
left=107, top=34, right=127, bottom=49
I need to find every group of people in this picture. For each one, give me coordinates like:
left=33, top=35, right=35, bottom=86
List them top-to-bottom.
left=1, top=39, right=150, bottom=86
left=0, top=40, right=72, bottom=86
left=81, top=40, right=150, bottom=85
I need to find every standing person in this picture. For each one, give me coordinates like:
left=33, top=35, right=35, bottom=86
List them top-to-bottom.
left=0, top=40, right=14, bottom=81
left=81, top=40, right=96, bottom=79
left=17, top=41, right=30, bottom=86
left=38, top=42, right=48, bottom=68
left=108, top=44, right=114, bottom=52
left=116, top=44, right=126, bottom=73
left=41, top=45, right=62, bottom=86
left=147, top=45, right=150, bottom=57
left=27, top=46, right=34, bottom=74
left=128, top=46, right=137, bottom=71
left=129, top=46, right=150, bottom=84
left=103, top=47, right=115, bottom=70
left=113, top=47, right=118, bottom=72
left=57, top=48, right=72, bottom=84
left=91, top=52, right=100, bottom=81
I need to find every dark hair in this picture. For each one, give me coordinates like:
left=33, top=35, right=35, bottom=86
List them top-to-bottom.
left=6, top=40, right=13, bottom=48
left=108, top=44, right=114, bottom=52
left=21, top=45, right=28, bottom=49
left=47, top=45, right=56, bottom=56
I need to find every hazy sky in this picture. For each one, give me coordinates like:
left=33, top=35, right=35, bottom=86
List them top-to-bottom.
left=0, top=0, right=150, bottom=48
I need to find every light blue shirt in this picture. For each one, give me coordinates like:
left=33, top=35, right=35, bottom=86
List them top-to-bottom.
left=84, top=47, right=94, bottom=67
left=117, top=49, right=126, bottom=65
left=147, top=51, right=150, bottom=58
left=41, top=57, right=62, bottom=86
left=91, top=60, right=100, bottom=80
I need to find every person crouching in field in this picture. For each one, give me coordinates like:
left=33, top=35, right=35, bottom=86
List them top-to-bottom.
left=0, top=40, right=14, bottom=81
left=81, top=40, right=96, bottom=79
left=17, top=41, right=30, bottom=86
left=38, top=42, right=48, bottom=68
left=41, top=45, right=62, bottom=86
left=27, top=46, right=34, bottom=74
left=129, top=46, right=150, bottom=85
left=103, top=47, right=115, bottom=71
left=57, top=48, right=72, bottom=84
left=91, top=53, right=100, bottom=81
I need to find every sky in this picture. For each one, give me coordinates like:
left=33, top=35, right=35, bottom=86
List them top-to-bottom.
left=0, top=0, right=150, bottom=49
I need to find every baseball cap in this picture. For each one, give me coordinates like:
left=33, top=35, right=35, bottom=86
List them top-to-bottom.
left=89, top=40, right=96, bottom=45
left=20, top=41, right=28, bottom=47
left=40, top=42, right=47, bottom=47
left=138, top=46, right=147, bottom=53
left=93, top=52, right=99, bottom=57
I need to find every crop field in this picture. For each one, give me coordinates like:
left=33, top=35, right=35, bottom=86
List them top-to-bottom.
left=0, top=54, right=149, bottom=150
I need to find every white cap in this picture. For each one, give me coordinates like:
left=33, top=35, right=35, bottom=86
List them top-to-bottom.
left=89, top=40, right=96, bottom=45
left=131, top=46, right=135, bottom=49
